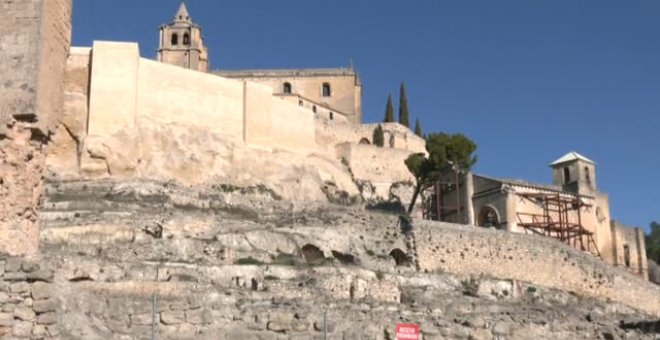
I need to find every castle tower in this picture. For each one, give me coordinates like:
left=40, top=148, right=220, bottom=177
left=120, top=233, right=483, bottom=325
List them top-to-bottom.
left=157, top=3, right=209, bottom=72
left=550, top=151, right=597, bottom=194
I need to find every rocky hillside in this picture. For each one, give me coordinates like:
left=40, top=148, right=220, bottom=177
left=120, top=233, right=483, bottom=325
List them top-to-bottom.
left=16, top=179, right=655, bottom=339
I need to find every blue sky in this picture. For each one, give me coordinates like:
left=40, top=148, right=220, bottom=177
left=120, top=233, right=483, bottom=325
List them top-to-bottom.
left=72, top=1, right=660, bottom=233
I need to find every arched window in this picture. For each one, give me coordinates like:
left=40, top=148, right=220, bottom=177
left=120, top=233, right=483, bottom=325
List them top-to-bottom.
left=171, top=33, right=179, bottom=46
left=183, top=33, right=190, bottom=45
left=283, top=82, right=292, bottom=94
left=322, top=83, right=331, bottom=97
left=312, top=105, right=317, bottom=113
left=329, top=112, right=334, bottom=120
left=358, top=137, right=371, bottom=145
left=563, top=167, right=571, bottom=184
left=477, top=206, right=500, bottom=228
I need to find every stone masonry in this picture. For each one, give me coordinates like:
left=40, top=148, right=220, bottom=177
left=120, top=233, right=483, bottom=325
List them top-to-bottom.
left=0, top=0, right=72, bottom=256
left=0, top=257, right=58, bottom=338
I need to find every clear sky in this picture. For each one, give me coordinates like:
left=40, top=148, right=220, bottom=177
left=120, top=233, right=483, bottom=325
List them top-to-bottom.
left=71, top=1, right=660, bottom=233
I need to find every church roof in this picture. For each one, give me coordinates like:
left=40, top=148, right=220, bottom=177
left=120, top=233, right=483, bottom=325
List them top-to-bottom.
left=174, top=2, right=191, bottom=22
left=215, top=68, right=358, bottom=78
left=550, top=151, right=595, bottom=166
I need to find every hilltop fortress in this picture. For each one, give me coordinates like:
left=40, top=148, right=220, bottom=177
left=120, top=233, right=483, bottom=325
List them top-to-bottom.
left=0, top=1, right=658, bottom=339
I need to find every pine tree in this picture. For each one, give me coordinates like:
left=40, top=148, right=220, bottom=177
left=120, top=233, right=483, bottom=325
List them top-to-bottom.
left=399, top=83, right=410, bottom=127
left=383, top=95, right=394, bottom=123
left=414, top=118, right=422, bottom=137
left=373, top=124, right=385, bottom=147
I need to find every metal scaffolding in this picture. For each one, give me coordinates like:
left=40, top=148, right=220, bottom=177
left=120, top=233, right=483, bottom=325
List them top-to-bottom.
left=423, top=164, right=463, bottom=223
left=516, top=192, right=601, bottom=258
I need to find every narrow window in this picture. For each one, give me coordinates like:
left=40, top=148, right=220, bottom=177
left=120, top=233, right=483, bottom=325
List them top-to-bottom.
left=171, top=33, right=179, bottom=46
left=183, top=33, right=190, bottom=45
left=283, top=82, right=292, bottom=94
left=322, top=83, right=331, bottom=97
left=298, top=100, right=303, bottom=106
left=312, top=105, right=317, bottom=113
left=329, top=112, right=334, bottom=120
left=585, top=166, right=591, bottom=186
left=563, top=167, right=571, bottom=184
left=623, top=245, right=631, bottom=268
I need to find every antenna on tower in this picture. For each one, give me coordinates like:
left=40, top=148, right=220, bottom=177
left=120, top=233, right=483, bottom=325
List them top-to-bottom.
left=349, top=58, right=354, bottom=70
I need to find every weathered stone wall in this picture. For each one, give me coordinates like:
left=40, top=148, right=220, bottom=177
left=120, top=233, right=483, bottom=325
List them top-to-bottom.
left=0, top=0, right=72, bottom=256
left=0, top=0, right=71, bottom=134
left=276, top=93, right=350, bottom=123
left=315, top=119, right=426, bottom=155
left=336, top=142, right=415, bottom=197
left=31, top=179, right=660, bottom=339
left=413, top=220, right=660, bottom=316
left=611, top=220, right=648, bottom=280
left=0, top=256, right=59, bottom=339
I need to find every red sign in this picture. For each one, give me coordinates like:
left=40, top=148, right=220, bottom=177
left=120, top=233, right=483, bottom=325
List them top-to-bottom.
left=395, top=323, right=420, bottom=340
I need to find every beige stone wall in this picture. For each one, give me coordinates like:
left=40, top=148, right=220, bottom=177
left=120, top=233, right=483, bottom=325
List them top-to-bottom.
left=0, top=0, right=72, bottom=257
left=82, top=41, right=316, bottom=159
left=45, top=47, right=91, bottom=177
left=137, top=58, right=244, bottom=141
left=219, top=73, right=361, bottom=124
left=244, top=82, right=316, bottom=153
left=276, top=94, right=350, bottom=124
left=316, top=120, right=426, bottom=155
left=359, top=123, right=426, bottom=152
left=336, top=143, right=416, bottom=199
left=414, top=221, right=660, bottom=316
left=610, top=221, right=648, bottom=280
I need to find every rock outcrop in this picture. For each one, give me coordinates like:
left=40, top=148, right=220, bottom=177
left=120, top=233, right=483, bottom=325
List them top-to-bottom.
left=13, top=179, right=655, bottom=339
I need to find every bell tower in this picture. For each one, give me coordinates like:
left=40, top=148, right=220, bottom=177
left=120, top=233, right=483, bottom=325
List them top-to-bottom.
left=157, top=3, right=209, bottom=72
left=550, top=151, right=597, bottom=194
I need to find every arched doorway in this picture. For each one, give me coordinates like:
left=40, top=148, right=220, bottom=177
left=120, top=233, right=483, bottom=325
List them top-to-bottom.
left=477, top=206, right=500, bottom=228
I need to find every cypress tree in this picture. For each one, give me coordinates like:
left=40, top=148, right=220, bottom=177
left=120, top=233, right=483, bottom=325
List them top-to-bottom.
left=399, top=83, right=410, bottom=127
left=383, top=95, right=394, bottom=123
left=414, top=118, right=422, bottom=137
left=373, top=124, right=385, bottom=147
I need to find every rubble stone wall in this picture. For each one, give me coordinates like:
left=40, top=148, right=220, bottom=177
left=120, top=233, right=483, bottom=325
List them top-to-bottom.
left=414, top=221, right=660, bottom=316
left=0, top=257, right=59, bottom=339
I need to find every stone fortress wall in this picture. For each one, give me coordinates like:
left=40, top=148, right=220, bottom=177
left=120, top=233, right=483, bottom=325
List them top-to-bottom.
left=0, top=0, right=72, bottom=257
left=45, top=39, right=426, bottom=204
left=413, top=221, right=659, bottom=315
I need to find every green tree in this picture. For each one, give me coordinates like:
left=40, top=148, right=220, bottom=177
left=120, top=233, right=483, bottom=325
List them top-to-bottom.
left=399, top=83, right=410, bottom=127
left=384, top=95, right=394, bottom=123
left=414, top=118, right=423, bottom=137
left=373, top=124, right=385, bottom=147
left=405, top=133, right=477, bottom=214
left=646, top=221, right=660, bottom=263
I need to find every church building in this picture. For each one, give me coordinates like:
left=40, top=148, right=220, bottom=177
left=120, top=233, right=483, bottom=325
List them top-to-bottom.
left=157, top=3, right=362, bottom=124
left=427, top=152, right=649, bottom=280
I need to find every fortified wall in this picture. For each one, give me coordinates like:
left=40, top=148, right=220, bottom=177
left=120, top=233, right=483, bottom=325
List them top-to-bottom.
left=0, top=0, right=72, bottom=257
left=413, top=221, right=659, bottom=315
